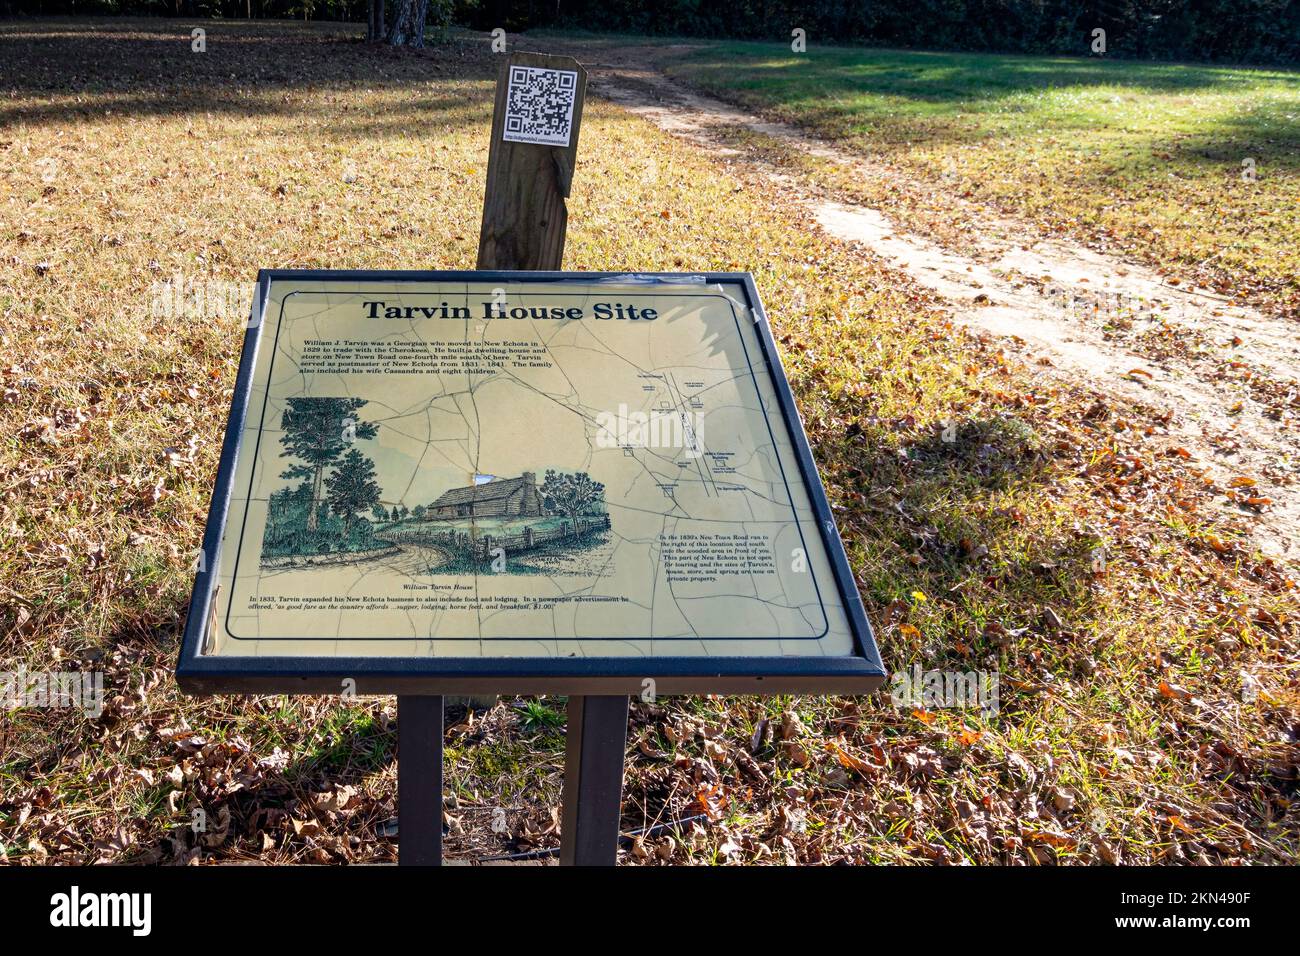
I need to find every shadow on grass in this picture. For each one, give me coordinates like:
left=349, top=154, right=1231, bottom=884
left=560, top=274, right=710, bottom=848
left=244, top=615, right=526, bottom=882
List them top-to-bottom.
left=0, top=17, right=498, bottom=130
left=821, top=412, right=1100, bottom=673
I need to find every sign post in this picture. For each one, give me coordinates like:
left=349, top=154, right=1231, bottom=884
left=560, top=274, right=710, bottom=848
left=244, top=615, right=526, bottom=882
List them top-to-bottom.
left=399, top=50, right=590, bottom=864
left=476, top=50, right=627, bottom=865
left=477, top=52, right=587, bottom=271
left=178, top=63, right=883, bottom=873
left=396, top=695, right=443, bottom=865
left=559, top=695, right=630, bottom=865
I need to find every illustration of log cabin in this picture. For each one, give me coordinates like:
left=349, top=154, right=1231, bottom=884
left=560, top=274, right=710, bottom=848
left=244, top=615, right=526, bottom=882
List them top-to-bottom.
left=428, top=472, right=543, bottom=519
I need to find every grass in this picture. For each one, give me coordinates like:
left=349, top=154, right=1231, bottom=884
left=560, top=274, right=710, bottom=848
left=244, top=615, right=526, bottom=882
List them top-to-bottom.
left=0, top=19, right=1296, bottom=865
left=641, top=40, right=1300, bottom=318
left=514, top=698, right=566, bottom=733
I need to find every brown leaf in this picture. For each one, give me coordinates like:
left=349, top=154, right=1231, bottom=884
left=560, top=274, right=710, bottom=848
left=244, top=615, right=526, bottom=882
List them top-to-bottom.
left=1158, top=680, right=1191, bottom=700
left=779, top=710, right=806, bottom=740
left=828, top=738, right=876, bottom=775
left=290, top=817, right=321, bottom=837
left=1024, top=827, right=1076, bottom=849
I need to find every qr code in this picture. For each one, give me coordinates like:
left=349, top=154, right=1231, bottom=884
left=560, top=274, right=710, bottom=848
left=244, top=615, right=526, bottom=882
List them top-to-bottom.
left=503, top=66, right=578, bottom=147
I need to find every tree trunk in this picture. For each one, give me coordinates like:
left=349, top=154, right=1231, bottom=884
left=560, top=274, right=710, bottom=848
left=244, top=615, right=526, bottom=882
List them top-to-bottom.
left=387, top=0, right=413, bottom=45
left=408, top=0, right=430, bottom=48
left=307, top=465, right=324, bottom=532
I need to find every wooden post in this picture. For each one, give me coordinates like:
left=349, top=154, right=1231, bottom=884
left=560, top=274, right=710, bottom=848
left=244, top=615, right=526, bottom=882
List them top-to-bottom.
left=457, top=52, right=591, bottom=714
left=477, top=52, right=587, bottom=271
left=471, top=54, right=630, bottom=864
left=397, top=695, right=443, bottom=865
left=560, top=695, right=629, bottom=865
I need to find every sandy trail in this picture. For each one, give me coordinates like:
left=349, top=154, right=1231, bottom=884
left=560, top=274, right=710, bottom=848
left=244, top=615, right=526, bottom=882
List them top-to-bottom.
left=556, top=51, right=1299, bottom=564
left=373, top=539, right=454, bottom=576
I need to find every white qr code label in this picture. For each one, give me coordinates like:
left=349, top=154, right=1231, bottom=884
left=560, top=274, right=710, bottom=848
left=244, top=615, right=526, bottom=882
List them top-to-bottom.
left=502, top=66, right=578, bottom=147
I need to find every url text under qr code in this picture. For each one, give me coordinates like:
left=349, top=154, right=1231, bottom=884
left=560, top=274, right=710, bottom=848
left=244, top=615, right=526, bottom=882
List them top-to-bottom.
left=502, top=67, right=578, bottom=147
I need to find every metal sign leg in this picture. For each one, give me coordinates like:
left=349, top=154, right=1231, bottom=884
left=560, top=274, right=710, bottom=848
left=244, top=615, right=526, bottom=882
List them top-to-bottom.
left=397, top=695, right=444, bottom=866
left=560, top=695, right=629, bottom=866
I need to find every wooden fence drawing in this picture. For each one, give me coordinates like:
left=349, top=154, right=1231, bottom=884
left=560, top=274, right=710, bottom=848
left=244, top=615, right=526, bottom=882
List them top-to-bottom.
left=377, top=514, right=611, bottom=561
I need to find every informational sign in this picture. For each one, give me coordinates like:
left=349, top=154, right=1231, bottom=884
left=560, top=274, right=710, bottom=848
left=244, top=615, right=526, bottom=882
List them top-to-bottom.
left=177, top=271, right=883, bottom=695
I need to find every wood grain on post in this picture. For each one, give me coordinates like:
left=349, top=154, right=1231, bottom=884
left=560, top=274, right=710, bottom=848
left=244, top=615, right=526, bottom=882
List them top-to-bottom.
left=476, top=52, right=587, bottom=271
left=455, top=53, right=587, bottom=712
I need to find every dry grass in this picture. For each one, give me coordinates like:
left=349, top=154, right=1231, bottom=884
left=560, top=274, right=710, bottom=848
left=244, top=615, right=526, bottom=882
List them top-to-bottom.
left=0, top=20, right=1296, bottom=865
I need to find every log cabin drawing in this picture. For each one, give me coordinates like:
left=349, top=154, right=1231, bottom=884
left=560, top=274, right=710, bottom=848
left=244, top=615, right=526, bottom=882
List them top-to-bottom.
left=428, top=472, right=543, bottom=518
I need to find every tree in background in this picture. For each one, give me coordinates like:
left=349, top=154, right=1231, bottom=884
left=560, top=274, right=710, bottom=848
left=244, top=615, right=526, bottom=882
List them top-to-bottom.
left=0, top=0, right=1290, bottom=62
left=362, top=0, right=454, bottom=47
left=367, top=0, right=386, bottom=40
left=387, top=0, right=426, bottom=45
left=450, top=0, right=1298, bottom=63
left=278, top=397, right=378, bottom=532
left=325, top=448, right=383, bottom=530
left=540, top=470, right=606, bottom=521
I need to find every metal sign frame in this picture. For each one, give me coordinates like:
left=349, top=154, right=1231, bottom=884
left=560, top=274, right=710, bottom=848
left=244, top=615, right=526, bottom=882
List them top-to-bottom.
left=176, top=269, right=884, bottom=697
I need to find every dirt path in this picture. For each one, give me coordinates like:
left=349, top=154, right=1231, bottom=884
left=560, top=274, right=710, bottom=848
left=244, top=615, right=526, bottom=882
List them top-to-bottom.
left=550, top=46, right=1300, bottom=564
left=373, top=539, right=453, bottom=576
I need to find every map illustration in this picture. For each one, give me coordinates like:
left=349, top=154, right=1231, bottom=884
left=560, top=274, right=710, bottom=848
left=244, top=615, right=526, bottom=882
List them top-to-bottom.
left=207, top=279, right=858, bottom=662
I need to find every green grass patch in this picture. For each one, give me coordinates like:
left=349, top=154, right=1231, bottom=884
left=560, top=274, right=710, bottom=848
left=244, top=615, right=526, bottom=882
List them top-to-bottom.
left=658, top=40, right=1300, bottom=315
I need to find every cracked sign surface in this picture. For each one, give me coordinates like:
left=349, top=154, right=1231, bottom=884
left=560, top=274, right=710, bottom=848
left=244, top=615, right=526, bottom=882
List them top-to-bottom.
left=207, top=276, right=859, bottom=661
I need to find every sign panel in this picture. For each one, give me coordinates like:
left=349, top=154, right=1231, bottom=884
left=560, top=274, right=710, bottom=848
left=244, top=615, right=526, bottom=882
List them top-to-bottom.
left=178, top=271, right=883, bottom=695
